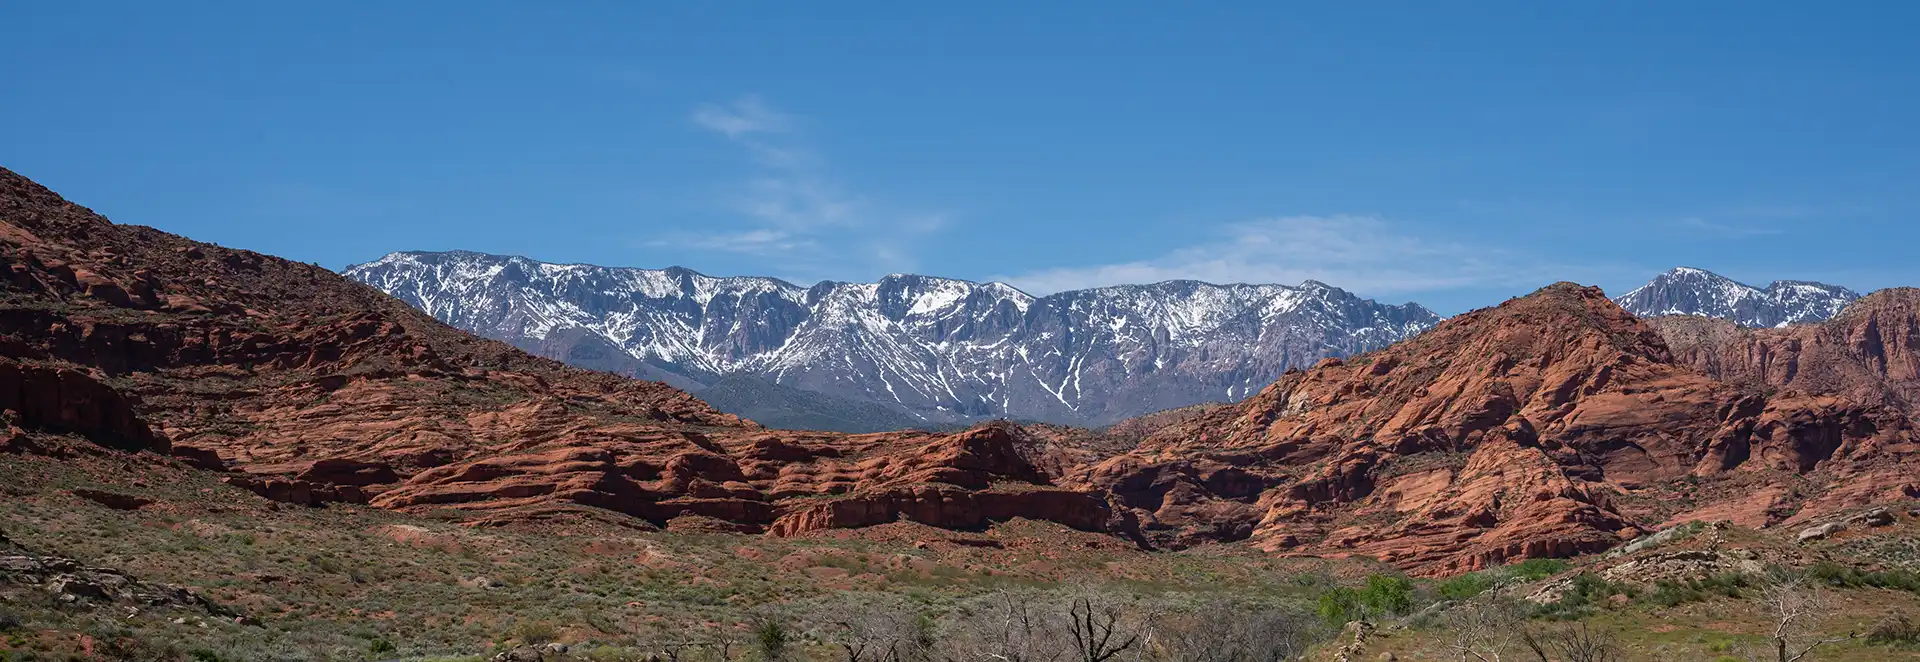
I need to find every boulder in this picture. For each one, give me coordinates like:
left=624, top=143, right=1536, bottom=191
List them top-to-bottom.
left=1798, top=521, right=1847, bottom=543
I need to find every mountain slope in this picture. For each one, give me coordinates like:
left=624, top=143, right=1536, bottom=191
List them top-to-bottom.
left=0, top=165, right=1122, bottom=539
left=345, top=250, right=1442, bottom=428
left=1615, top=266, right=1859, bottom=328
left=1077, top=284, right=1920, bottom=574
left=1652, top=287, right=1920, bottom=417
left=692, top=373, right=929, bottom=433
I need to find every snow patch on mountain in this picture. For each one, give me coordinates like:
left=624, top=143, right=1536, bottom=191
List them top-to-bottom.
left=346, top=250, right=1442, bottom=427
left=1614, top=267, right=1860, bottom=328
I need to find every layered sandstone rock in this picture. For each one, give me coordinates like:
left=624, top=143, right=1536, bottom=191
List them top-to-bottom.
left=0, top=166, right=1117, bottom=539
left=1073, top=284, right=1919, bottom=574
left=1653, top=288, right=1920, bottom=416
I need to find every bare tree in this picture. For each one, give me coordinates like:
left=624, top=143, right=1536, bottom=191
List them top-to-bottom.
left=1747, top=580, right=1855, bottom=662
left=1065, top=589, right=1145, bottom=662
left=940, top=590, right=1068, bottom=662
left=817, top=594, right=935, bottom=662
left=1445, top=597, right=1527, bottom=662
left=1154, top=600, right=1320, bottom=662
left=1520, top=622, right=1621, bottom=662
left=700, top=624, right=743, bottom=662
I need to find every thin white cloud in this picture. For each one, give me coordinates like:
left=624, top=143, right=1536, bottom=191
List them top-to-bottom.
left=685, top=96, right=945, bottom=276
left=690, top=96, right=789, bottom=139
left=1000, top=215, right=1582, bottom=297
left=1676, top=216, right=1785, bottom=237
left=647, top=229, right=819, bottom=256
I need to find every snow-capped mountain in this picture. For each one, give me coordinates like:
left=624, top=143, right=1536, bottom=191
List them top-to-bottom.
left=345, top=250, right=1441, bottom=428
left=1614, top=267, right=1860, bottom=328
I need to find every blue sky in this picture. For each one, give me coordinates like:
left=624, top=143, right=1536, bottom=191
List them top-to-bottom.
left=4, top=2, right=1916, bottom=314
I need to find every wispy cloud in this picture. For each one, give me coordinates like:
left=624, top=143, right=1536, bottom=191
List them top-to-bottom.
left=678, top=96, right=943, bottom=276
left=691, top=96, right=789, bottom=139
left=1000, top=215, right=1596, bottom=297
left=1675, top=216, right=1786, bottom=237
left=652, top=229, right=820, bottom=256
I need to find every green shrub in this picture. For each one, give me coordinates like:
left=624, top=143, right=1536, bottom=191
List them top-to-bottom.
left=1509, top=558, right=1569, bottom=582
left=1807, top=562, right=1920, bottom=593
left=1532, top=572, right=1631, bottom=621
left=1438, top=573, right=1494, bottom=601
left=1315, top=574, right=1415, bottom=627
left=1361, top=575, right=1414, bottom=616
left=1316, top=587, right=1363, bottom=628
left=755, top=618, right=791, bottom=662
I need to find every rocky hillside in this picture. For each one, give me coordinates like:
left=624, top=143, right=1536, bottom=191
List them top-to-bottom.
left=0, top=166, right=1121, bottom=539
left=345, top=250, right=1441, bottom=429
left=1615, top=266, right=1859, bottom=328
left=1073, top=283, right=1920, bottom=574
left=1652, top=287, right=1920, bottom=417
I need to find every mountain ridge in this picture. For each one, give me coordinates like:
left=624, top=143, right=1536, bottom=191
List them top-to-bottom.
left=345, top=249, right=1442, bottom=428
left=1614, top=266, right=1860, bottom=328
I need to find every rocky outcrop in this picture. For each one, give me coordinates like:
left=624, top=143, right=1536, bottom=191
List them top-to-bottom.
left=0, top=357, right=161, bottom=452
left=766, top=485, right=1115, bottom=537
left=0, top=547, right=232, bottom=617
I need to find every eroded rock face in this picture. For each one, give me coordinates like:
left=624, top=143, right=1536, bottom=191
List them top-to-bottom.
left=0, top=166, right=1119, bottom=539
left=1072, top=284, right=1920, bottom=574
left=1653, top=289, right=1920, bottom=418
left=0, top=357, right=161, bottom=452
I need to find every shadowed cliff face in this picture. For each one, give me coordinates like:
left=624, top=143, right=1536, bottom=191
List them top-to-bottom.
left=7, top=164, right=1920, bottom=576
left=1072, top=283, right=1920, bottom=575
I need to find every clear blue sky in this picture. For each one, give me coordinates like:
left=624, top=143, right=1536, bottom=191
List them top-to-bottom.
left=5, top=2, right=1916, bottom=313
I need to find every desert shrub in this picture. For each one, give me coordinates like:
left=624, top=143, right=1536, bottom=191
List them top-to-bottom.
left=1509, top=558, right=1569, bottom=582
left=1807, top=562, right=1920, bottom=594
left=1644, top=572, right=1753, bottom=608
left=1438, top=573, right=1495, bottom=601
left=1533, top=573, right=1631, bottom=621
left=1314, top=575, right=1416, bottom=627
left=1360, top=575, right=1415, bottom=616
left=1315, top=587, right=1363, bottom=628
left=1868, top=614, right=1920, bottom=647
left=755, top=618, right=791, bottom=662
left=510, top=619, right=559, bottom=645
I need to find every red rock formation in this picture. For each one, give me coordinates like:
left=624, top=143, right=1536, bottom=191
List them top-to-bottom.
left=9, top=163, right=1920, bottom=575
left=0, top=166, right=1119, bottom=539
left=1073, top=284, right=1920, bottom=574
left=1653, top=289, right=1920, bottom=416
left=0, top=357, right=161, bottom=452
